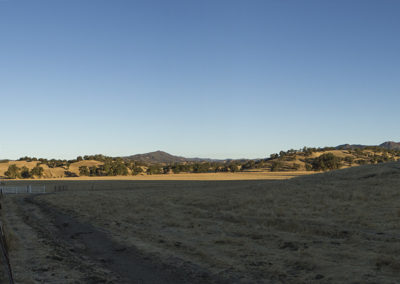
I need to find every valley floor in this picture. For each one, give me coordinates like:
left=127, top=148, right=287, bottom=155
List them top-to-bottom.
left=1, top=163, right=400, bottom=283
left=1, top=170, right=310, bottom=182
left=1, top=195, right=211, bottom=283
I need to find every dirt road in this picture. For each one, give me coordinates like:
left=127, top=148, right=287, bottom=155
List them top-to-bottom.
left=1, top=194, right=219, bottom=284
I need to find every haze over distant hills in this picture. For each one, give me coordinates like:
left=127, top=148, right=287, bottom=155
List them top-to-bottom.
left=1, top=141, right=399, bottom=179
left=1, top=141, right=398, bottom=164
left=123, top=141, right=400, bottom=164
left=336, top=141, right=400, bottom=151
left=379, top=141, right=400, bottom=150
left=124, top=150, right=224, bottom=164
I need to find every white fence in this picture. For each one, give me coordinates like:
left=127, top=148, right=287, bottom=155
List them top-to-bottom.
left=0, top=185, right=46, bottom=194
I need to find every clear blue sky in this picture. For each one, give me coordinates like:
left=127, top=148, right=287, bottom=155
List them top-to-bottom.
left=1, top=0, right=399, bottom=160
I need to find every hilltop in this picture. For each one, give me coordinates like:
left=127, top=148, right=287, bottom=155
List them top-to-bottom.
left=124, top=141, right=400, bottom=164
left=336, top=141, right=400, bottom=150
left=379, top=141, right=400, bottom=150
left=1, top=142, right=399, bottom=179
left=262, top=147, right=399, bottom=172
left=123, top=150, right=209, bottom=164
left=124, top=150, right=223, bottom=164
left=125, top=150, right=187, bottom=164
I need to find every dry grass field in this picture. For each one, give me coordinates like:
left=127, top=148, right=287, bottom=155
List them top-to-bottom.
left=1, top=148, right=398, bottom=180
left=0, top=159, right=310, bottom=180
left=0, top=160, right=103, bottom=178
left=2, top=162, right=400, bottom=283
left=1, top=171, right=309, bottom=183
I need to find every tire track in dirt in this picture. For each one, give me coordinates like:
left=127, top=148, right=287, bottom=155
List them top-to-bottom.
left=23, top=195, right=220, bottom=284
left=10, top=196, right=117, bottom=283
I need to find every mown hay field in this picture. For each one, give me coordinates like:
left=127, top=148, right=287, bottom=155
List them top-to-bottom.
left=6, top=162, right=400, bottom=283
left=0, top=170, right=310, bottom=183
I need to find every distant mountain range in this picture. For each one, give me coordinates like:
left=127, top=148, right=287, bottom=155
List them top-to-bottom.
left=124, top=141, right=400, bottom=164
left=336, top=141, right=400, bottom=151
left=379, top=141, right=400, bottom=150
left=124, top=150, right=226, bottom=164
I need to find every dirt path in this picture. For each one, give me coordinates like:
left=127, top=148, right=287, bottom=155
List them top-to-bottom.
left=2, top=195, right=118, bottom=283
left=3, top=195, right=216, bottom=284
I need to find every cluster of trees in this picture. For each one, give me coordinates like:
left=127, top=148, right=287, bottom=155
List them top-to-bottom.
left=7, top=146, right=400, bottom=179
left=266, top=146, right=400, bottom=172
left=355, top=146, right=400, bottom=155
left=303, top=151, right=394, bottom=171
left=310, top=153, right=342, bottom=171
left=77, top=154, right=146, bottom=166
left=17, top=155, right=146, bottom=171
left=354, top=155, right=395, bottom=165
left=18, top=157, right=74, bottom=168
left=78, top=160, right=144, bottom=177
left=241, top=160, right=271, bottom=170
left=77, top=161, right=244, bottom=177
left=164, top=162, right=241, bottom=174
left=4, top=164, right=44, bottom=179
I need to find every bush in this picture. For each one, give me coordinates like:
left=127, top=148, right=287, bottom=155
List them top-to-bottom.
left=270, top=153, right=279, bottom=160
left=312, top=153, right=342, bottom=171
left=344, top=156, right=354, bottom=165
left=270, top=161, right=283, bottom=172
left=305, top=163, right=313, bottom=171
left=228, top=164, right=239, bottom=172
left=5, top=165, right=20, bottom=179
left=147, top=165, right=162, bottom=175
left=20, top=166, right=32, bottom=178
left=31, top=166, right=44, bottom=178
left=79, top=166, right=90, bottom=176
left=132, top=167, right=144, bottom=175
left=65, top=171, right=78, bottom=177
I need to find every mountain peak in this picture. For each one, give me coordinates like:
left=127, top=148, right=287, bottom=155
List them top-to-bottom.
left=336, top=141, right=400, bottom=151
left=379, top=141, right=400, bottom=150
left=124, top=151, right=225, bottom=164
left=125, top=151, right=187, bottom=164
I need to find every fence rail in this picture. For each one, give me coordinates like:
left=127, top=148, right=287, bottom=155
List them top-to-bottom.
left=0, top=186, right=46, bottom=194
left=0, top=220, right=14, bottom=284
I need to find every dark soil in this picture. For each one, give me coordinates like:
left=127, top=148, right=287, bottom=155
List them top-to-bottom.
left=19, top=196, right=224, bottom=284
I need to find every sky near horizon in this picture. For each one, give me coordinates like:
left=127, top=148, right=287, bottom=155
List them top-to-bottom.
left=1, top=0, right=399, bottom=160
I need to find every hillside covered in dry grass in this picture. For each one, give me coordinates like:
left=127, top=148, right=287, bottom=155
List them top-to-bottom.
left=0, top=146, right=399, bottom=179
left=27, top=161, right=400, bottom=283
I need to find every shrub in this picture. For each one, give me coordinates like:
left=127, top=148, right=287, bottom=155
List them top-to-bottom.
left=312, top=153, right=342, bottom=171
left=344, top=156, right=354, bottom=165
left=270, top=161, right=283, bottom=172
left=305, top=163, right=313, bottom=171
left=5, top=165, right=20, bottom=179
left=147, top=165, right=162, bottom=175
left=20, top=166, right=32, bottom=179
left=31, top=166, right=44, bottom=178
left=79, top=166, right=90, bottom=176
left=132, top=167, right=144, bottom=175
left=65, top=171, right=78, bottom=177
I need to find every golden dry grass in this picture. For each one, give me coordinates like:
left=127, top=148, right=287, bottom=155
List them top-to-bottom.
left=2, top=148, right=398, bottom=179
left=309, top=149, right=357, bottom=158
left=0, top=159, right=311, bottom=180
left=0, top=160, right=104, bottom=178
left=67, top=160, right=104, bottom=175
left=0, top=161, right=39, bottom=173
left=15, top=161, right=399, bottom=283
left=7, top=171, right=309, bottom=182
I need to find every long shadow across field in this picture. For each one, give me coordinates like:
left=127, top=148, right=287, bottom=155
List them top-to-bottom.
left=7, top=179, right=279, bottom=193
left=26, top=192, right=232, bottom=284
